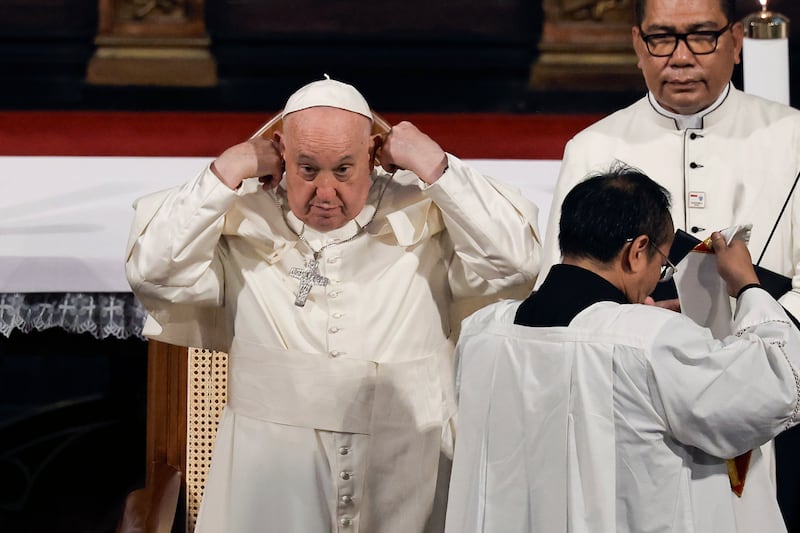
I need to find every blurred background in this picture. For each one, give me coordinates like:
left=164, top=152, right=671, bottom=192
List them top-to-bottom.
left=0, top=0, right=796, bottom=113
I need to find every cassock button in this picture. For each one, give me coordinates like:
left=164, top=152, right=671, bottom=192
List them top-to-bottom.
left=690, top=132, right=697, bottom=140
left=689, top=162, right=699, bottom=169
left=329, top=290, right=340, bottom=298
left=333, top=312, right=344, bottom=319
left=329, top=326, right=340, bottom=333
left=330, top=350, right=341, bottom=358
left=338, top=446, right=350, bottom=456
left=340, top=471, right=352, bottom=480
left=341, top=495, right=353, bottom=505
left=340, top=517, right=352, bottom=527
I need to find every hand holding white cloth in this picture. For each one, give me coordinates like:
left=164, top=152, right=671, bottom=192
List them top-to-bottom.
left=676, top=224, right=752, bottom=339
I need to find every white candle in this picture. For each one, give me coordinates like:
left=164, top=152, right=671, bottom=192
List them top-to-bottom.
left=742, top=0, right=791, bottom=105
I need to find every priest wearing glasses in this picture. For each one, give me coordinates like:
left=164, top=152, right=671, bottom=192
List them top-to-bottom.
left=537, top=0, right=800, bottom=529
left=125, top=77, right=541, bottom=532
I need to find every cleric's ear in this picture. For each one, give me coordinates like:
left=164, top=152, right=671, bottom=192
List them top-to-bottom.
left=731, top=21, right=744, bottom=65
left=631, top=25, right=647, bottom=71
left=622, top=234, right=651, bottom=275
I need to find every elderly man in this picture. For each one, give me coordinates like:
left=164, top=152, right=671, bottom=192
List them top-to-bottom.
left=538, top=0, right=800, bottom=527
left=125, top=78, right=540, bottom=532
left=446, top=167, right=800, bottom=533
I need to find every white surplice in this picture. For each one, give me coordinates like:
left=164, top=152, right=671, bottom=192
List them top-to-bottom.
left=538, top=84, right=800, bottom=528
left=126, top=155, right=541, bottom=532
left=447, top=290, right=800, bottom=533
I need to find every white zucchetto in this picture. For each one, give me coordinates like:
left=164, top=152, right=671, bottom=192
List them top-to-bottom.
left=282, top=75, right=372, bottom=121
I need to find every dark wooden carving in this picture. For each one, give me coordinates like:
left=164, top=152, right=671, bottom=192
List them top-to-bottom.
left=87, top=0, right=217, bottom=86
left=531, top=0, right=646, bottom=91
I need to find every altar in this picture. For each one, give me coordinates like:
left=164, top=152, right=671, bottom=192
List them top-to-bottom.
left=0, top=155, right=559, bottom=340
left=0, top=156, right=210, bottom=341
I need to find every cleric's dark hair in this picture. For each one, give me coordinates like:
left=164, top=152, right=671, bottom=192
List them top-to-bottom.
left=634, top=0, right=736, bottom=26
left=558, top=163, right=672, bottom=263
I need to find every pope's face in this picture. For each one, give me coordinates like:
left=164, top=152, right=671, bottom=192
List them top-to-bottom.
left=632, top=0, right=742, bottom=115
left=280, top=107, right=375, bottom=232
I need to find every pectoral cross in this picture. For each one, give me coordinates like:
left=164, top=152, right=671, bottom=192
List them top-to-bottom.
left=289, top=256, right=329, bottom=307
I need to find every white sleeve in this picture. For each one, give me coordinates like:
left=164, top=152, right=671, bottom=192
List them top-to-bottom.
left=423, top=154, right=541, bottom=296
left=126, top=165, right=238, bottom=307
left=649, top=288, right=800, bottom=458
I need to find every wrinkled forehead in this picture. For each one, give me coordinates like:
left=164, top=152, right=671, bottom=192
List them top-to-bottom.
left=281, top=107, right=373, bottom=157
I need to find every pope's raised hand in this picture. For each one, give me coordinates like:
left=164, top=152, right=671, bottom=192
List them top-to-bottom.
left=378, top=121, right=448, bottom=184
left=211, top=136, right=283, bottom=191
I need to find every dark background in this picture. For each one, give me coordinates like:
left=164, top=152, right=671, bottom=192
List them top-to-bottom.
left=0, top=0, right=797, bottom=113
left=0, top=330, right=147, bottom=533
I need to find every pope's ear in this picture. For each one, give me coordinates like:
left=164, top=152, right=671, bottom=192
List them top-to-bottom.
left=249, top=111, right=283, bottom=141
left=370, top=111, right=392, bottom=168
left=273, top=131, right=286, bottom=171
left=370, top=134, right=383, bottom=170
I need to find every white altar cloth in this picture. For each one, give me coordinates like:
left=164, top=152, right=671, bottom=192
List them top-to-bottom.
left=0, top=156, right=559, bottom=293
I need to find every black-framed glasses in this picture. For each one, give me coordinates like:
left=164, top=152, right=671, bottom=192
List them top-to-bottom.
left=639, top=23, right=732, bottom=57
left=626, top=237, right=678, bottom=282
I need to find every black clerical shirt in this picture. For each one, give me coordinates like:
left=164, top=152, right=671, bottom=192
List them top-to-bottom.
left=514, top=264, right=629, bottom=327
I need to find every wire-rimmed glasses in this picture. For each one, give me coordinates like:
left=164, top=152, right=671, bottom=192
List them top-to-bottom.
left=626, top=237, right=678, bottom=282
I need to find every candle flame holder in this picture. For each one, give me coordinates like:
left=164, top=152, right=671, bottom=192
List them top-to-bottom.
left=741, top=1, right=791, bottom=105
left=743, top=3, right=790, bottom=40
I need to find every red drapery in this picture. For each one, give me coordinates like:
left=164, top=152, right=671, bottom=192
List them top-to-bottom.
left=0, top=111, right=602, bottom=159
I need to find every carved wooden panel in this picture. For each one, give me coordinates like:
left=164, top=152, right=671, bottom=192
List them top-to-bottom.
left=87, top=0, right=217, bottom=86
left=95, top=0, right=205, bottom=38
left=531, top=0, right=644, bottom=91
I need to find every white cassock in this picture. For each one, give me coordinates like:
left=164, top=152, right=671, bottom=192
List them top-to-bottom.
left=538, top=83, right=800, bottom=529
left=541, top=84, right=800, bottom=315
left=125, top=155, right=541, bottom=533
left=446, top=290, right=800, bottom=533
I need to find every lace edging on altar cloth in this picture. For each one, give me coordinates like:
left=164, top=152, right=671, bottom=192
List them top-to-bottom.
left=0, top=293, right=147, bottom=340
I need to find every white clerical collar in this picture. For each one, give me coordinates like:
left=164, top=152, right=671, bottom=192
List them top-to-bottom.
left=648, top=83, right=730, bottom=130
